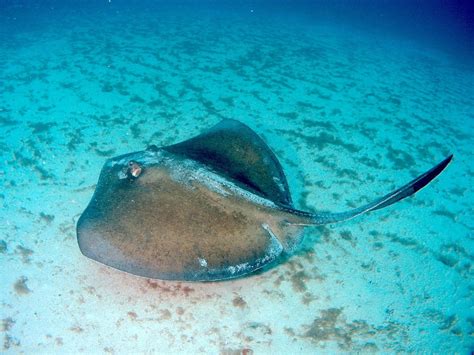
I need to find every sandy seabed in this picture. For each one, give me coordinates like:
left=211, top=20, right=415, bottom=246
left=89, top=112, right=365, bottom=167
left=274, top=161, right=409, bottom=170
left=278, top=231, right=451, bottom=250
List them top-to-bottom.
left=1, top=4, right=473, bottom=353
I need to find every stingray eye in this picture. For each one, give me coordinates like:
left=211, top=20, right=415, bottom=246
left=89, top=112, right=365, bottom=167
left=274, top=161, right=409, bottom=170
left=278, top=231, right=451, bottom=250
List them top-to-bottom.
left=127, top=161, right=142, bottom=178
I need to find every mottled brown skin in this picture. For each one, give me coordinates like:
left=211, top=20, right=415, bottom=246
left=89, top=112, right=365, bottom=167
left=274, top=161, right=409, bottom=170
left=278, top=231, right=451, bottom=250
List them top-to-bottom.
left=77, top=120, right=452, bottom=281
left=165, top=120, right=293, bottom=206
left=77, top=150, right=304, bottom=281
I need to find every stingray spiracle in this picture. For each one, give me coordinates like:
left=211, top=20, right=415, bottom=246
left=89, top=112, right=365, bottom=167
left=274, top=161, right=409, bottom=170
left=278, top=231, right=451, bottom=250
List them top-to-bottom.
left=127, top=160, right=142, bottom=178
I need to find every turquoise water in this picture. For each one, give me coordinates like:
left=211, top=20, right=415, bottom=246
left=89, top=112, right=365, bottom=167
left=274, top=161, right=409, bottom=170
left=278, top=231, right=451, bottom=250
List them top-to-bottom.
left=1, top=1, right=473, bottom=353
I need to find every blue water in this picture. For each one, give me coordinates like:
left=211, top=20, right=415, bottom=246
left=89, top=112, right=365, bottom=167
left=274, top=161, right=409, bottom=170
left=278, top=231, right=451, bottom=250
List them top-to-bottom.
left=1, top=1, right=473, bottom=353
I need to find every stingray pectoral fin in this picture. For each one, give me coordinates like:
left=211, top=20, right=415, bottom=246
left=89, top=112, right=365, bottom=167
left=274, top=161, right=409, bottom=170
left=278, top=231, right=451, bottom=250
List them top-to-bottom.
left=294, top=154, right=453, bottom=226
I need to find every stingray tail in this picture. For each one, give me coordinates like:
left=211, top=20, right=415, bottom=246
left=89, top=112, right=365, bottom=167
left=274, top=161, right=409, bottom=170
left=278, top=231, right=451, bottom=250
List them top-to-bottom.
left=287, top=154, right=453, bottom=226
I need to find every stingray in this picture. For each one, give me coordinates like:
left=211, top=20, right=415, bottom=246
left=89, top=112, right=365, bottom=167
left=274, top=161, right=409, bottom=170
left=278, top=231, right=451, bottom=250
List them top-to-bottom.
left=77, top=119, right=452, bottom=281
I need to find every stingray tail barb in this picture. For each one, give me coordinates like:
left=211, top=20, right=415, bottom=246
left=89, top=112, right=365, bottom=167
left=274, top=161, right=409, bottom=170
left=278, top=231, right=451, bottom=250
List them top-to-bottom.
left=288, top=154, right=453, bottom=226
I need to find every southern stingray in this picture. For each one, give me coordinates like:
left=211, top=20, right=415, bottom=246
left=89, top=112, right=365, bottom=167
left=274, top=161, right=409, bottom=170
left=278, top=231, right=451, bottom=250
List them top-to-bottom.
left=77, top=119, right=452, bottom=281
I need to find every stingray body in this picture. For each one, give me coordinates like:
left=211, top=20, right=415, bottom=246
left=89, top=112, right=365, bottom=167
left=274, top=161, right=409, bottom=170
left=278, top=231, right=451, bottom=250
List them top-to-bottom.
left=77, top=120, right=452, bottom=281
